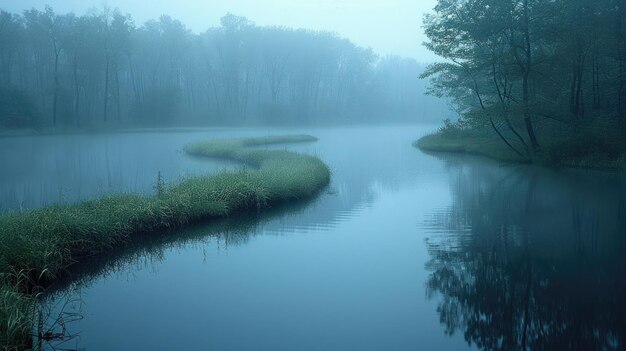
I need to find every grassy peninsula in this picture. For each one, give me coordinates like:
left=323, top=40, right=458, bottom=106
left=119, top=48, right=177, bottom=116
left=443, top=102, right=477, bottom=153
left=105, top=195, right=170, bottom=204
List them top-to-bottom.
left=415, top=124, right=626, bottom=171
left=0, top=135, right=330, bottom=349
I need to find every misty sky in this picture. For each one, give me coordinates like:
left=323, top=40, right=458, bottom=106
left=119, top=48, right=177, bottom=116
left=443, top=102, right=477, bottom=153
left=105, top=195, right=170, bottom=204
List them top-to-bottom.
left=0, top=0, right=439, bottom=63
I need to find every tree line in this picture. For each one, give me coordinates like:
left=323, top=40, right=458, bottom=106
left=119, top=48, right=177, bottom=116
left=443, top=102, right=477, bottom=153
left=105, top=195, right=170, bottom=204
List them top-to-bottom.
left=423, top=0, right=626, bottom=158
left=0, top=6, right=443, bottom=130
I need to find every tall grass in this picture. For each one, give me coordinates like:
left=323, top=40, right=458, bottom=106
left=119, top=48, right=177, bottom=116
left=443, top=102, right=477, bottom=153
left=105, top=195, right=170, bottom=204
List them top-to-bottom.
left=0, top=134, right=330, bottom=349
left=1, top=271, right=37, bottom=350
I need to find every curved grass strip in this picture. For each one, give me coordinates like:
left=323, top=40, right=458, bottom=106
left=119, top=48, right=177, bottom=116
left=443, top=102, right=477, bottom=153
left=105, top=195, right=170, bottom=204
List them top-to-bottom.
left=0, top=134, right=330, bottom=348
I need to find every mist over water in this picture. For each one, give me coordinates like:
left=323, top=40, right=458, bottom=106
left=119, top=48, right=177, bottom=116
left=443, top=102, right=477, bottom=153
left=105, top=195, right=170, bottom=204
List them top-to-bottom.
left=24, top=126, right=624, bottom=351
left=0, top=131, right=231, bottom=211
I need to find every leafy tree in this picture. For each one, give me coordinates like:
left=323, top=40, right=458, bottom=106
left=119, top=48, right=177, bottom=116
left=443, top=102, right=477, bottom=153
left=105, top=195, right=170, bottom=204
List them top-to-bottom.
left=423, top=0, right=626, bottom=158
left=0, top=6, right=444, bottom=129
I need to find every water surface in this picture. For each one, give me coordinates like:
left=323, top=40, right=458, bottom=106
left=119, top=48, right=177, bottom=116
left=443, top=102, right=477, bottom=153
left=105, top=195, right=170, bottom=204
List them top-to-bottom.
left=1, top=126, right=624, bottom=350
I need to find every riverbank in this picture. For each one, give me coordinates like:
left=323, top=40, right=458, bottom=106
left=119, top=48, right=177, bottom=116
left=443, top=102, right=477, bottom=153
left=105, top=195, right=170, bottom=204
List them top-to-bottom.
left=0, top=121, right=431, bottom=139
left=415, top=131, right=626, bottom=171
left=0, top=135, right=330, bottom=349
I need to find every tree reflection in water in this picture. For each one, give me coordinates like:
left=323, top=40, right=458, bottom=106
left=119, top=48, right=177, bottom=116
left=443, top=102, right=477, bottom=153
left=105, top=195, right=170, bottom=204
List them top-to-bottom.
left=424, top=155, right=626, bottom=351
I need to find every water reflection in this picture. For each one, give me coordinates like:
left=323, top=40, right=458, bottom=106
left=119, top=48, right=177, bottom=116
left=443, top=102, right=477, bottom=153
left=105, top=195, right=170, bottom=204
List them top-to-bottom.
left=24, top=125, right=455, bottom=350
left=0, top=126, right=421, bottom=213
left=0, top=131, right=241, bottom=211
left=424, top=154, right=626, bottom=350
left=40, top=197, right=322, bottom=350
left=48, top=197, right=322, bottom=293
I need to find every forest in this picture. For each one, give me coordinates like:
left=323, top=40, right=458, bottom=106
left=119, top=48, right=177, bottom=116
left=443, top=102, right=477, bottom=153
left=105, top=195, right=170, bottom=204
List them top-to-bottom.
left=418, top=0, right=626, bottom=169
left=0, top=6, right=445, bottom=130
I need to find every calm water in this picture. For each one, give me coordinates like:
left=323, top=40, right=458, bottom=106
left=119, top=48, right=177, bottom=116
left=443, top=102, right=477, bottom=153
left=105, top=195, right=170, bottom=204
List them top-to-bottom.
left=1, top=126, right=625, bottom=350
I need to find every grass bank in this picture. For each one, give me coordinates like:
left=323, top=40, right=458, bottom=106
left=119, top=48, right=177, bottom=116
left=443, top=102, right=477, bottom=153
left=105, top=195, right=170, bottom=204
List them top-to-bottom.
left=415, top=130, right=626, bottom=171
left=415, top=131, right=525, bottom=163
left=0, top=134, right=330, bottom=349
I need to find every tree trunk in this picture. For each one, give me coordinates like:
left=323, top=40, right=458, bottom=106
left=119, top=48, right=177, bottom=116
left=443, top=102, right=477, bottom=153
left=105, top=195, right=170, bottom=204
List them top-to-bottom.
left=523, top=0, right=540, bottom=150
left=618, top=0, right=625, bottom=120
left=592, top=42, right=600, bottom=110
left=52, top=50, right=60, bottom=127
left=73, top=53, right=80, bottom=128
left=127, top=53, right=139, bottom=104
left=574, top=55, right=584, bottom=119
left=103, top=56, right=110, bottom=122
left=492, top=59, right=529, bottom=153
left=114, top=61, right=121, bottom=123
left=206, top=63, right=221, bottom=116
left=468, top=63, right=525, bottom=157
left=570, top=66, right=578, bottom=116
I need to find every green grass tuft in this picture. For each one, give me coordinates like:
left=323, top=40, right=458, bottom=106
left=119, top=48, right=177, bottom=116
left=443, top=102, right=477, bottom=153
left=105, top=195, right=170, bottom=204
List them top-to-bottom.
left=0, top=134, right=330, bottom=348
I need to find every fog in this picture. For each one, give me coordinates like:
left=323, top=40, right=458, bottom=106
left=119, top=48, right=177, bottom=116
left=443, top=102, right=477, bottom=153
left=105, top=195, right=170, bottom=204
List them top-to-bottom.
left=0, top=0, right=448, bottom=130
left=2, top=0, right=439, bottom=62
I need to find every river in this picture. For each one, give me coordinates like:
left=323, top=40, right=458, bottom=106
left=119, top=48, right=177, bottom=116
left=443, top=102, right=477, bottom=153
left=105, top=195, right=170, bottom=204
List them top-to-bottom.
left=1, top=125, right=624, bottom=350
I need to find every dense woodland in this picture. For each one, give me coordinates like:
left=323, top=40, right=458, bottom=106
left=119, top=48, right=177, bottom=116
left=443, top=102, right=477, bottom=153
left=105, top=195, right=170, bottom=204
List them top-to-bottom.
left=423, top=0, right=626, bottom=162
left=0, top=7, right=445, bottom=130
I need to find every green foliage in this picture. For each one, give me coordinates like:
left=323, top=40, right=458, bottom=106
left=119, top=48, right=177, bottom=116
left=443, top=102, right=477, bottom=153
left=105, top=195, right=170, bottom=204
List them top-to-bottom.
left=423, top=0, right=626, bottom=164
left=436, top=118, right=465, bottom=137
left=545, top=127, right=626, bottom=170
left=0, top=135, right=330, bottom=348
left=0, top=272, right=36, bottom=350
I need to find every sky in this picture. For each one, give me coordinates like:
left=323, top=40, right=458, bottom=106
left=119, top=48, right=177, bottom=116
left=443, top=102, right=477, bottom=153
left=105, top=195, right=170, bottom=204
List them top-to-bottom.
left=0, top=0, right=440, bottom=63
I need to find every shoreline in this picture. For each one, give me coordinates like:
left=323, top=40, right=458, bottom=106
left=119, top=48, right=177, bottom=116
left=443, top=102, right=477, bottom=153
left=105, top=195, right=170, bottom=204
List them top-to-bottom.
left=0, top=122, right=437, bottom=140
left=415, top=132, right=625, bottom=173
left=0, top=135, right=331, bottom=349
